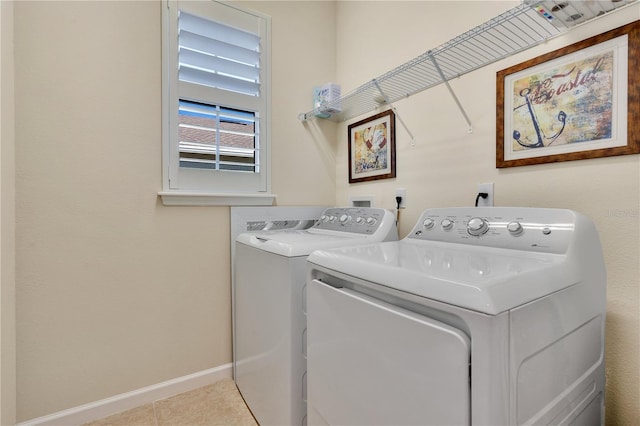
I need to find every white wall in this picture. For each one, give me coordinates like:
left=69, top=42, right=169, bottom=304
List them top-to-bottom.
left=1, top=0, right=17, bottom=424
left=13, top=0, right=336, bottom=421
left=246, top=0, right=338, bottom=205
left=333, top=2, right=639, bottom=424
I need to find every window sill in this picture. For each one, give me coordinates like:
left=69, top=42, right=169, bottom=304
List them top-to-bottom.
left=159, top=191, right=276, bottom=206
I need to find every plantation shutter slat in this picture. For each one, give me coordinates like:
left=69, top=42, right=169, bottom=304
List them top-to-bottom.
left=179, top=11, right=259, bottom=51
left=179, top=30, right=260, bottom=67
left=179, top=46, right=260, bottom=81
left=179, top=66, right=260, bottom=97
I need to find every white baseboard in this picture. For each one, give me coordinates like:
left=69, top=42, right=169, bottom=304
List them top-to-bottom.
left=18, top=363, right=233, bottom=426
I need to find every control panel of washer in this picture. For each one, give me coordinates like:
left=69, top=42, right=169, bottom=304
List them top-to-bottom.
left=312, top=207, right=393, bottom=236
left=408, top=207, right=578, bottom=254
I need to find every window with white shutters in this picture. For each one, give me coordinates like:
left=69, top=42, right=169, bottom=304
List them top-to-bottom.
left=161, top=1, right=273, bottom=205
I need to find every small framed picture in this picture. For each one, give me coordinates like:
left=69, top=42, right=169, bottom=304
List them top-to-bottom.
left=348, top=110, right=396, bottom=183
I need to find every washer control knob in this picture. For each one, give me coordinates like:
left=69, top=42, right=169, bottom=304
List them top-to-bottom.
left=339, top=214, right=352, bottom=224
left=321, top=215, right=329, bottom=223
left=355, top=216, right=365, bottom=224
left=365, top=217, right=377, bottom=226
left=467, top=217, right=489, bottom=236
left=422, top=218, right=435, bottom=229
left=441, top=219, right=454, bottom=231
left=507, top=221, right=523, bottom=236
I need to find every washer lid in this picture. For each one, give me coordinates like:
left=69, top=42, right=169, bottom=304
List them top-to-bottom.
left=236, top=230, right=371, bottom=257
left=308, top=239, right=573, bottom=315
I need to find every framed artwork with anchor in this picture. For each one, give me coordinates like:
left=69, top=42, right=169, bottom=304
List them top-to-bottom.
left=496, top=20, right=639, bottom=168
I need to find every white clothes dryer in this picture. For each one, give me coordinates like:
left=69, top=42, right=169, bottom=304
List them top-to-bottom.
left=234, top=207, right=398, bottom=426
left=307, top=207, right=606, bottom=426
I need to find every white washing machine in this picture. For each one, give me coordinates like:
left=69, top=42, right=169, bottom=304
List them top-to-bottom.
left=230, top=206, right=328, bottom=381
left=234, top=207, right=398, bottom=426
left=307, top=207, right=606, bottom=426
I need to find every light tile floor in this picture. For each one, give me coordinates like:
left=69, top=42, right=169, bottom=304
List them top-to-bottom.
left=83, top=378, right=257, bottom=426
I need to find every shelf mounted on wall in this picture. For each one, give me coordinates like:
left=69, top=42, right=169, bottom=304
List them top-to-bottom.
left=298, top=0, right=637, bottom=125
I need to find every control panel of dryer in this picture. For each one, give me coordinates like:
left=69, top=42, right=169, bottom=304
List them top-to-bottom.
left=312, top=207, right=392, bottom=236
left=408, top=207, right=578, bottom=254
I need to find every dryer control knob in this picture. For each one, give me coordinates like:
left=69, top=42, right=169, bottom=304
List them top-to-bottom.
left=340, top=214, right=352, bottom=224
left=467, top=217, right=489, bottom=236
left=422, top=218, right=435, bottom=229
left=441, top=219, right=454, bottom=231
left=507, top=221, right=523, bottom=235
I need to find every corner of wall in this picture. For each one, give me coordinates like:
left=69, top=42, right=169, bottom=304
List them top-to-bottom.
left=0, top=0, right=17, bottom=424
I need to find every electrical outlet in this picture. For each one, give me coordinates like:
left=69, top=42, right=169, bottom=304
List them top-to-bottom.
left=477, top=183, right=494, bottom=207
left=395, top=188, right=407, bottom=209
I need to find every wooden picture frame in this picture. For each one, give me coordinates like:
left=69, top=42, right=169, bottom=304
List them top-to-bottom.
left=496, top=20, right=639, bottom=168
left=348, top=110, right=396, bottom=183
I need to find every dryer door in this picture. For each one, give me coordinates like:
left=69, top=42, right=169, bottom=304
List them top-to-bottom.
left=307, top=279, right=471, bottom=426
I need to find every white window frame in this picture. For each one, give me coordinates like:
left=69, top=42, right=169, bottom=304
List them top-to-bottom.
left=160, top=0, right=275, bottom=206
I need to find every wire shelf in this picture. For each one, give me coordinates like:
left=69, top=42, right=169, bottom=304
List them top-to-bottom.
left=299, top=0, right=636, bottom=123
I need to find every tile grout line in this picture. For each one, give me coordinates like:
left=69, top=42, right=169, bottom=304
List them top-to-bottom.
left=151, top=400, right=160, bottom=426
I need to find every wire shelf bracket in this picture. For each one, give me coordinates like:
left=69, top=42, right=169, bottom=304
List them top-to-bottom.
left=428, top=52, right=473, bottom=134
left=372, top=79, right=416, bottom=144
